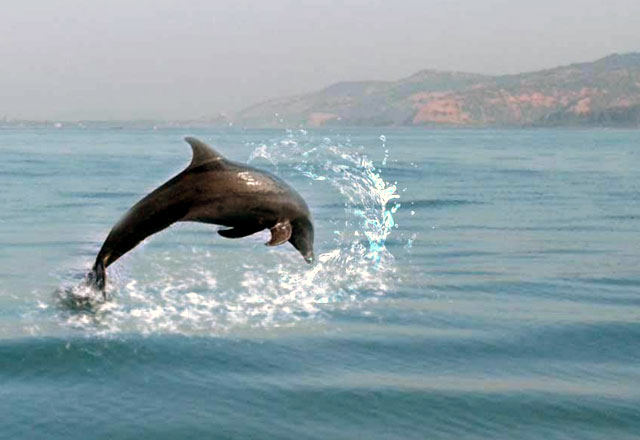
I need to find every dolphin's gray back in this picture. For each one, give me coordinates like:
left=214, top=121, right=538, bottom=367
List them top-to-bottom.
left=184, top=160, right=309, bottom=225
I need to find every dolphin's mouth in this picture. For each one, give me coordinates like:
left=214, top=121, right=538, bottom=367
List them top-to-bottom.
left=304, top=253, right=314, bottom=264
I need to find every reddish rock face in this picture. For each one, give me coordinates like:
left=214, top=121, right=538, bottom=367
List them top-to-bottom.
left=407, top=84, right=640, bottom=126
left=508, top=93, right=557, bottom=107
left=411, top=95, right=471, bottom=124
left=573, top=98, right=592, bottom=115
left=615, top=98, right=634, bottom=107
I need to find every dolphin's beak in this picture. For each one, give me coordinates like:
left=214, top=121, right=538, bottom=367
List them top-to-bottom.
left=304, top=253, right=314, bottom=264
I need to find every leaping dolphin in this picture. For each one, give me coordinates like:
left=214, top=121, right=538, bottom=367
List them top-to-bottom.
left=87, top=137, right=314, bottom=296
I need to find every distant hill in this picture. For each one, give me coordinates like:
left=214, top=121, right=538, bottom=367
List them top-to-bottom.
left=234, top=53, right=640, bottom=128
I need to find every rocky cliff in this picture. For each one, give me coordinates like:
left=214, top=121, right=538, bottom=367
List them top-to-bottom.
left=234, top=53, right=640, bottom=128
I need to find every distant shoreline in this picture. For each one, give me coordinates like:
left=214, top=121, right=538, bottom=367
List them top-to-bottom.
left=2, top=120, right=640, bottom=130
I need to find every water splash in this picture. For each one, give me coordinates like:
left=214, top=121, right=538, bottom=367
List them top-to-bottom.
left=51, top=132, right=402, bottom=336
left=250, top=133, right=400, bottom=264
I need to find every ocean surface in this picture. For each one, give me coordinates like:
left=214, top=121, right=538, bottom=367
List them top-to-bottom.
left=1, top=127, right=639, bottom=439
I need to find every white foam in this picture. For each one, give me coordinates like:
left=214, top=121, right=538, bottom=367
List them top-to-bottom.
left=52, top=132, right=402, bottom=336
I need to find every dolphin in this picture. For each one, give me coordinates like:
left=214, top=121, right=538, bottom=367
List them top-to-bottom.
left=87, top=137, right=314, bottom=296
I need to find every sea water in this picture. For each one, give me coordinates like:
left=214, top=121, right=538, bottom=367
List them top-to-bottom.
left=0, top=128, right=639, bottom=439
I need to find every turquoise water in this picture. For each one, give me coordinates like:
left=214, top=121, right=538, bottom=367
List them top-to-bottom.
left=1, top=128, right=639, bottom=438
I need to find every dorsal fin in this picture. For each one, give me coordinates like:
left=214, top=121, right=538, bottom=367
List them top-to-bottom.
left=184, top=137, right=225, bottom=168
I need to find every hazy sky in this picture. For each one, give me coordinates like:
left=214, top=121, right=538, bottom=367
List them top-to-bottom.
left=2, top=0, right=639, bottom=120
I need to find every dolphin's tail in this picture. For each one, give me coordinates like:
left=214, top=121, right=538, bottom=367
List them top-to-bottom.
left=86, top=260, right=106, bottom=297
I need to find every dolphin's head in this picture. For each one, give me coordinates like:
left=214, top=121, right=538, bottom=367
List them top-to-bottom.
left=289, top=216, right=314, bottom=264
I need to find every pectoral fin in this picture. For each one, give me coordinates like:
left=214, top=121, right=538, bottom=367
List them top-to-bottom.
left=266, top=221, right=292, bottom=246
left=218, top=225, right=264, bottom=239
